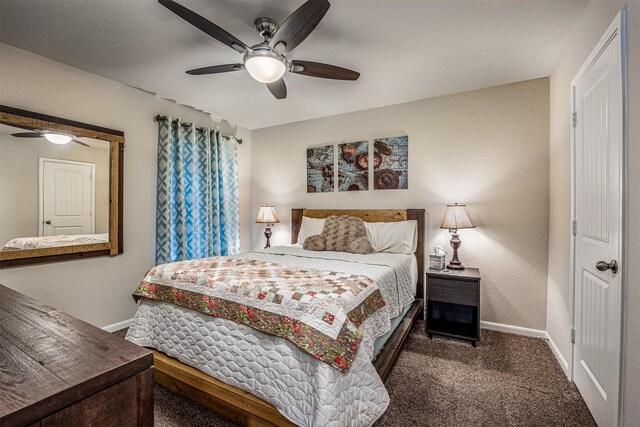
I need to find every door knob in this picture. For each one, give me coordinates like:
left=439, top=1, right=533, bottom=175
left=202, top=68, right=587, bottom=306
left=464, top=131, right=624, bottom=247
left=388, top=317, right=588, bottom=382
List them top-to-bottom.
left=45, top=220, right=51, bottom=225
left=596, top=259, right=618, bottom=274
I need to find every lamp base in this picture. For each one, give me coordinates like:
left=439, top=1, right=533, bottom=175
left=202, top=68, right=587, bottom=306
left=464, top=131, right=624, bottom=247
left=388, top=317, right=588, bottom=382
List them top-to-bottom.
left=264, top=225, right=272, bottom=249
left=448, top=230, right=466, bottom=270
left=446, top=261, right=465, bottom=270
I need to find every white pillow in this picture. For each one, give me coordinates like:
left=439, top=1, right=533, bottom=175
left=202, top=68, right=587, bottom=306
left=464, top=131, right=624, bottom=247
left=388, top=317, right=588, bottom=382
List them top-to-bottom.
left=296, top=216, right=326, bottom=245
left=364, top=220, right=418, bottom=254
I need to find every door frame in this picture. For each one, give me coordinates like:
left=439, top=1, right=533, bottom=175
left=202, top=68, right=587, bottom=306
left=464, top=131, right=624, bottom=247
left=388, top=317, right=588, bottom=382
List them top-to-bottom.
left=569, top=9, right=626, bottom=426
left=38, top=157, right=96, bottom=237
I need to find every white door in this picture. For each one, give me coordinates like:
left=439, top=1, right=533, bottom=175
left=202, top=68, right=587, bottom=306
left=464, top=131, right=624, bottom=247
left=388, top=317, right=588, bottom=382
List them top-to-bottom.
left=572, top=11, right=624, bottom=427
left=40, top=158, right=95, bottom=236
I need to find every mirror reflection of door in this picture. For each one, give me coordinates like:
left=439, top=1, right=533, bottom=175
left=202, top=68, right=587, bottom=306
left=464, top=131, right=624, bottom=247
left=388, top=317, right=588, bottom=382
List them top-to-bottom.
left=39, top=158, right=95, bottom=236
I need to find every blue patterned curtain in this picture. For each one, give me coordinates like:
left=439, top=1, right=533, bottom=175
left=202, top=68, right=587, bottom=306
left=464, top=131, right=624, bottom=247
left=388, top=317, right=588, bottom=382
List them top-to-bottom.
left=155, top=117, right=240, bottom=264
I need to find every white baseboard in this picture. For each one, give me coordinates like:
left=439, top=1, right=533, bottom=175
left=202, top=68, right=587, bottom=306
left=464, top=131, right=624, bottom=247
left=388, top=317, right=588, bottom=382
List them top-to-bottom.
left=102, top=318, right=134, bottom=333
left=480, top=320, right=547, bottom=338
left=545, top=332, right=570, bottom=377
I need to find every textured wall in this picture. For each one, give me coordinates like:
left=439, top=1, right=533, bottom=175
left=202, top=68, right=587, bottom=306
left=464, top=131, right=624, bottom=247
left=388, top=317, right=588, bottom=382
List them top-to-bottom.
left=547, top=1, right=640, bottom=424
left=0, top=43, right=252, bottom=328
left=251, top=78, right=550, bottom=331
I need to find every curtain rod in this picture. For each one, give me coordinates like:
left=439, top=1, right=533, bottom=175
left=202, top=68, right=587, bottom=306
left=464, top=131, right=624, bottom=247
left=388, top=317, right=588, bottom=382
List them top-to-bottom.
left=154, top=115, right=242, bottom=144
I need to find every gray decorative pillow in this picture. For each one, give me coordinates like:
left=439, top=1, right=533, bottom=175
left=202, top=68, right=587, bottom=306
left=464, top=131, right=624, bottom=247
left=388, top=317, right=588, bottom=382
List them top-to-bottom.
left=322, top=215, right=369, bottom=253
left=303, top=234, right=326, bottom=251
left=349, top=236, right=373, bottom=254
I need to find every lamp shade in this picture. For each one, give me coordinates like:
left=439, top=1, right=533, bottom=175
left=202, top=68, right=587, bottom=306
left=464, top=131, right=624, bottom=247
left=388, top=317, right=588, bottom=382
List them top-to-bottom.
left=440, top=203, right=475, bottom=230
left=255, top=206, right=280, bottom=224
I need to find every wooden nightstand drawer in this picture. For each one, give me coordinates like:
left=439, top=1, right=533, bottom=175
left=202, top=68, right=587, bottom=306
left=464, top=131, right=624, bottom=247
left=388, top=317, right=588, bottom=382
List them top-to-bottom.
left=428, top=278, right=478, bottom=306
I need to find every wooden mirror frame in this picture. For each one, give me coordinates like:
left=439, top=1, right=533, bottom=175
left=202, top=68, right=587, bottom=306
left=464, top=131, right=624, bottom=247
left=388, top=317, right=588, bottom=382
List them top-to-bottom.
left=0, top=105, right=124, bottom=267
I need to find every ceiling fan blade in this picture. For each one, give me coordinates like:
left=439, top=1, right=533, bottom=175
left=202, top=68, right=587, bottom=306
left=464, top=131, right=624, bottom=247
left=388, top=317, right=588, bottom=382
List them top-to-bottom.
left=158, top=0, right=248, bottom=53
left=269, top=0, right=330, bottom=54
left=291, top=60, right=360, bottom=80
left=186, top=64, right=244, bottom=75
left=266, top=78, right=287, bottom=99
left=11, top=132, right=42, bottom=138
left=72, top=139, right=90, bottom=147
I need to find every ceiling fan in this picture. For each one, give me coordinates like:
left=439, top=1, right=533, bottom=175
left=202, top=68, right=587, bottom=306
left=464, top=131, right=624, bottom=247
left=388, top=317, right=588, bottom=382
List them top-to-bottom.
left=159, top=0, right=360, bottom=99
left=11, top=131, right=89, bottom=147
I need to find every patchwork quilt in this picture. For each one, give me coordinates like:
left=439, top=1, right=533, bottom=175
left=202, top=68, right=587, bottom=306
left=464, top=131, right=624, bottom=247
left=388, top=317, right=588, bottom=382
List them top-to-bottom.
left=133, top=257, right=386, bottom=371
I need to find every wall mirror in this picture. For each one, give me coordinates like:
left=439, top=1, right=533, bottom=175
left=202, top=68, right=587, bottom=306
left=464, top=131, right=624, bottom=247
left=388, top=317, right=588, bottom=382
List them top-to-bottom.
left=0, top=105, right=124, bottom=267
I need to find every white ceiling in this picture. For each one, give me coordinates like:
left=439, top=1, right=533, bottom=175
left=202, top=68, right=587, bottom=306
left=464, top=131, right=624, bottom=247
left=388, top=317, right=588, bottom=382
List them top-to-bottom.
left=0, top=0, right=587, bottom=129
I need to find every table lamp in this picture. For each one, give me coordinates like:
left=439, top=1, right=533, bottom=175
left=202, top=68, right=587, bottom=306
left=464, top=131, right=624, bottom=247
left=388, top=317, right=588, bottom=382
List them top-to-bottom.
left=440, top=203, right=475, bottom=270
left=255, top=206, right=280, bottom=248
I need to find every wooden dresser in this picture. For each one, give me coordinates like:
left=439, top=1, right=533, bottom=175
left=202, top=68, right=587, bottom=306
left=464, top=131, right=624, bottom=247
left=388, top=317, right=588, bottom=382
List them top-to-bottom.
left=0, top=285, right=153, bottom=427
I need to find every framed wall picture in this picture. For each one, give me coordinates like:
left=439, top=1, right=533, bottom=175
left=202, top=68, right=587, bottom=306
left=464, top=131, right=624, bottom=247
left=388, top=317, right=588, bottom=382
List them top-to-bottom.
left=373, top=135, right=408, bottom=190
left=338, top=141, right=369, bottom=191
left=307, top=144, right=334, bottom=193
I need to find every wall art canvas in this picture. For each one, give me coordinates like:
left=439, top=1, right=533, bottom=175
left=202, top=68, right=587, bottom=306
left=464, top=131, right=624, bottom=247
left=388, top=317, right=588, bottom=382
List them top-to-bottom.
left=373, top=135, right=408, bottom=190
left=338, top=141, right=369, bottom=192
left=307, top=144, right=334, bottom=193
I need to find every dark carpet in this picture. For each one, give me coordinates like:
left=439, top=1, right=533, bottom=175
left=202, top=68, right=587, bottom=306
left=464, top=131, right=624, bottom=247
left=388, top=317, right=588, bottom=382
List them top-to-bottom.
left=114, top=322, right=595, bottom=426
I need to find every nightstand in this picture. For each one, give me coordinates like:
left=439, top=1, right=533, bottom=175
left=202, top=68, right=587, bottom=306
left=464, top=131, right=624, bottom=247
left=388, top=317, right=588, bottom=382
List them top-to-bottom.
left=426, top=267, right=481, bottom=346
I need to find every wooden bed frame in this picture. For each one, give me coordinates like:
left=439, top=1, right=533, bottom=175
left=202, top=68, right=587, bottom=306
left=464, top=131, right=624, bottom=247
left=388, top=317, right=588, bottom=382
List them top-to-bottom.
left=153, top=208, right=425, bottom=426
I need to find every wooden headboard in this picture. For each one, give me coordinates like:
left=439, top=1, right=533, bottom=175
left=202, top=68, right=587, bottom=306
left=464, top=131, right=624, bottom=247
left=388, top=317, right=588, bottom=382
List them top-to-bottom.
left=291, top=208, right=425, bottom=300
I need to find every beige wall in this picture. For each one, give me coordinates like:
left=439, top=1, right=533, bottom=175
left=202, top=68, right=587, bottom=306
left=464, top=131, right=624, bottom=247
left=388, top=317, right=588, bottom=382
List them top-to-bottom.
left=547, top=1, right=640, bottom=424
left=0, top=43, right=252, bottom=328
left=252, top=78, right=550, bottom=331
left=0, top=134, right=110, bottom=245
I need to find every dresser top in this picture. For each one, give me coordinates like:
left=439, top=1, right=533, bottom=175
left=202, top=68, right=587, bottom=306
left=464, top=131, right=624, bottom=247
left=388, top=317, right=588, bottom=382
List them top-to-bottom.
left=427, top=267, right=481, bottom=280
left=0, top=284, right=152, bottom=426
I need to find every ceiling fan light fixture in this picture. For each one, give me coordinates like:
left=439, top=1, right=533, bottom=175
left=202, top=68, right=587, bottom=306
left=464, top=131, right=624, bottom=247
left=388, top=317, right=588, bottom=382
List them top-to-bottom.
left=244, top=50, right=286, bottom=84
left=43, top=133, right=73, bottom=145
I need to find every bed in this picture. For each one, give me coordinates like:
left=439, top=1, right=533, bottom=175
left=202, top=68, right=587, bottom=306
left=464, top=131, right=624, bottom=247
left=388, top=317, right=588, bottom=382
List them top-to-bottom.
left=126, top=208, right=424, bottom=426
left=1, top=233, right=109, bottom=251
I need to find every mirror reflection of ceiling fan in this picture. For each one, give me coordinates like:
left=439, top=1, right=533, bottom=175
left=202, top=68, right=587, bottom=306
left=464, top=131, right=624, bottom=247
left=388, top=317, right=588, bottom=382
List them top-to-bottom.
left=159, top=0, right=360, bottom=99
left=11, top=131, right=90, bottom=147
